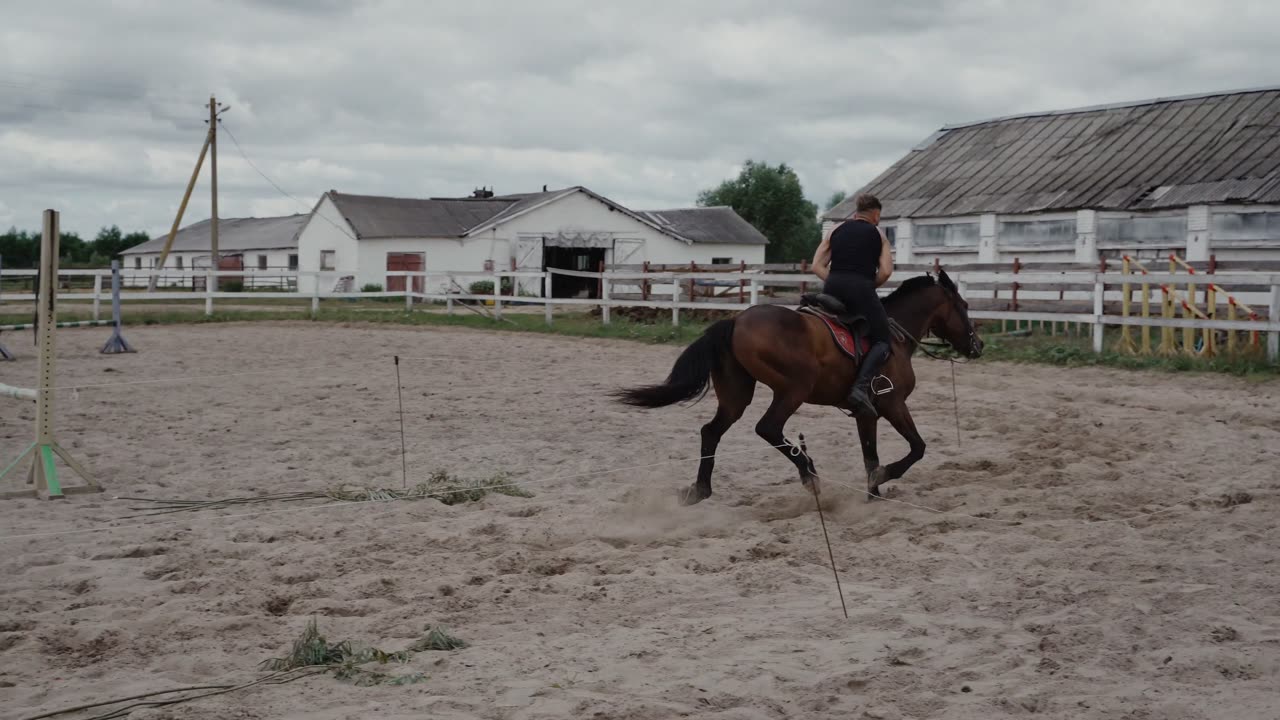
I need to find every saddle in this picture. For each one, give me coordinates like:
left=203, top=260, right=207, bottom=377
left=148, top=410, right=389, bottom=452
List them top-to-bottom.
left=797, top=292, right=873, bottom=364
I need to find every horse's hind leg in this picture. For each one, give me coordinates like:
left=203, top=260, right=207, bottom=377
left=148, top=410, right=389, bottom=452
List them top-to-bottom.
left=682, top=362, right=755, bottom=506
left=755, top=387, right=820, bottom=494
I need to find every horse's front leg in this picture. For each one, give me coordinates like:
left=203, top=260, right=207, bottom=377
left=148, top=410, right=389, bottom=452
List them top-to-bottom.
left=879, top=401, right=926, bottom=485
left=855, top=414, right=888, bottom=500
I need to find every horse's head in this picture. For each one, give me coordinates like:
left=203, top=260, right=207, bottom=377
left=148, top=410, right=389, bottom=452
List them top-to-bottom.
left=929, top=269, right=983, bottom=359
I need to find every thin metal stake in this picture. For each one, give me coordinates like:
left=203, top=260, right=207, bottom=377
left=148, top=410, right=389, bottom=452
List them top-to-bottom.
left=394, top=355, right=408, bottom=490
left=950, top=361, right=962, bottom=447
left=800, top=434, right=847, bottom=619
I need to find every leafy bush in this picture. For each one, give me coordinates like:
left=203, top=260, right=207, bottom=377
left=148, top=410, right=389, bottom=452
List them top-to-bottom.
left=361, top=283, right=383, bottom=293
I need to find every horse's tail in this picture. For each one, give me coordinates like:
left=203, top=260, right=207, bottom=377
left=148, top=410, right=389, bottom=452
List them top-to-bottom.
left=613, top=318, right=735, bottom=408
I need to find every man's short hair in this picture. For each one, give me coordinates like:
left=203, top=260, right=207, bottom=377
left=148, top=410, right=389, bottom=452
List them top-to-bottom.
left=855, top=193, right=882, bottom=213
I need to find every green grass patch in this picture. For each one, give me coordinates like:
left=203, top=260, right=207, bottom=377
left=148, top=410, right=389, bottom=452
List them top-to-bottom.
left=977, top=327, right=1279, bottom=378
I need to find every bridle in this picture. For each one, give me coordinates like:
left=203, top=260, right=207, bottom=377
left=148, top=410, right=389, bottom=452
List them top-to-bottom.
left=888, top=295, right=980, bottom=364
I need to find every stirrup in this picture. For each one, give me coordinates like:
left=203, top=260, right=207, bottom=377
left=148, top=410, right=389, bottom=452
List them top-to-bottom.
left=871, top=375, right=894, bottom=396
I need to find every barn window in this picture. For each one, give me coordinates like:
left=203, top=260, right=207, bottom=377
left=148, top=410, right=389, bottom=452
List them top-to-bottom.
left=1210, top=210, right=1280, bottom=243
left=1098, top=214, right=1186, bottom=247
left=997, top=218, right=1077, bottom=248
left=913, top=222, right=979, bottom=248
left=884, top=225, right=897, bottom=247
left=320, top=250, right=335, bottom=270
left=258, top=254, right=268, bottom=270
left=288, top=254, right=299, bottom=270
left=175, top=256, right=184, bottom=270
left=134, top=257, right=141, bottom=270
left=712, top=257, right=732, bottom=265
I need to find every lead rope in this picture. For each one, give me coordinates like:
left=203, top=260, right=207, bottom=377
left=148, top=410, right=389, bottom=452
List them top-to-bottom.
left=888, top=318, right=963, bottom=445
left=951, top=360, right=962, bottom=447
left=799, top=434, right=848, bottom=619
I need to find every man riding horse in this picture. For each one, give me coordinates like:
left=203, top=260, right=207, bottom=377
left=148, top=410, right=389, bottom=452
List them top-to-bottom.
left=811, top=193, right=894, bottom=418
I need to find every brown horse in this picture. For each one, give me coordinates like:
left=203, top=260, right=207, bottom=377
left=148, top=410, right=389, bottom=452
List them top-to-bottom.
left=613, top=270, right=983, bottom=505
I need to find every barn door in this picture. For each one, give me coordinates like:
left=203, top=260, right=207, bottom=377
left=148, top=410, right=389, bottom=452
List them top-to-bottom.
left=514, top=237, right=542, bottom=296
left=613, top=238, right=644, bottom=268
left=386, top=252, right=424, bottom=293
left=217, top=254, right=243, bottom=290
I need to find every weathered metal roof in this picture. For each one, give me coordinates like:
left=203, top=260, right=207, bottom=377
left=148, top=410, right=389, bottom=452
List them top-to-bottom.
left=823, top=87, right=1280, bottom=221
left=328, top=186, right=766, bottom=245
left=328, top=189, right=563, bottom=239
left=636, top=207, right=769, bottom=245
left=121, top=214, right=308, bottom=255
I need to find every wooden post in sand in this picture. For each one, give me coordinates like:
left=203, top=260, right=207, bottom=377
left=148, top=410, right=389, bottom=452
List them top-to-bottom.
left=1, top=210, right=101, bottom=500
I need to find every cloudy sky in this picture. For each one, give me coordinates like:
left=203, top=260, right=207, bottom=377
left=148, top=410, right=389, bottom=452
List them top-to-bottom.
left=2, top=0, right=1277, bottom=237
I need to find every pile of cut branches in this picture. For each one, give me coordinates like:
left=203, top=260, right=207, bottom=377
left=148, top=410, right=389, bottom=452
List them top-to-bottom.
left=20, top=619, right=467, bottom=720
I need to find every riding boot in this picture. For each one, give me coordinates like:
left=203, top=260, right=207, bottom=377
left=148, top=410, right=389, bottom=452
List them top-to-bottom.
left=846, top=341, right=890, bottom=417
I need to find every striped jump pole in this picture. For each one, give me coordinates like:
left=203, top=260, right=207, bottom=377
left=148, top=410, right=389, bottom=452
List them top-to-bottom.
left=0, top=209, right=100, bottom=501
left=0, top=261, right=134, bottom=354
left=0, top=382, right=36, bottom=401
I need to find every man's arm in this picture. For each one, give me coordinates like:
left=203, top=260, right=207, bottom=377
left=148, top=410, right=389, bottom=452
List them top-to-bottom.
left=812, top=227, right=833, bottom=281
left=874, top=231, right=894, bottom=287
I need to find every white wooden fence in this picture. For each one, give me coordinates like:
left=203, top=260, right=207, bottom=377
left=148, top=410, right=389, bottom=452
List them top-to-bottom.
left=1, top=266, right=1277, bottom=362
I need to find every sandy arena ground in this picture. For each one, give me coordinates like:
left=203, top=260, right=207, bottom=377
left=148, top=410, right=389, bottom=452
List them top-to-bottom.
left=1, top=321, right=1277, bottom=719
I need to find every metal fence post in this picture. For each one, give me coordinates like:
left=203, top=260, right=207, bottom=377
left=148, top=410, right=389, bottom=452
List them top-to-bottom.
left=205, top=269, right=215, bottom=316
left=544, top=271, right=553, bottom=326
left=92, top=273, right=102, bottom=321
left=492, top=273, right=502, bottom=320
left=601, top=274, right=611, bottom=325
left=1092, top=276, right=1105, bottom=354
left=1269, top=283, right=1279, bottom=363
left=672, top=285, right=680, bottom=327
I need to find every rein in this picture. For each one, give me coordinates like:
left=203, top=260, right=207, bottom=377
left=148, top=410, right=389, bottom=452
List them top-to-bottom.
left=888, top=318, right=966, bottom=363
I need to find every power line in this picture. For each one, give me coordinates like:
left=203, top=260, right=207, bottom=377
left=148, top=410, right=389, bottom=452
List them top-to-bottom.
left=217, top=119, right=359, bottom=242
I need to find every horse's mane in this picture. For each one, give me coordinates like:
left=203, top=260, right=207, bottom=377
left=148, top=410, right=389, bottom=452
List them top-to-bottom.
left=883, top=274, right=938, bottom=307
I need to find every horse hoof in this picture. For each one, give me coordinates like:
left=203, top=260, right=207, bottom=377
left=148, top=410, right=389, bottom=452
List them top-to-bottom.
left=867, top=467, right=889, bottom=501
left=678, top=485, right=708, bottom=506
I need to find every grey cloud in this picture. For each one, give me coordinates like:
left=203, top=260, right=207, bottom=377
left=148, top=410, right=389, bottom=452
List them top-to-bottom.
left=1, top=0, right=1278, bottom=237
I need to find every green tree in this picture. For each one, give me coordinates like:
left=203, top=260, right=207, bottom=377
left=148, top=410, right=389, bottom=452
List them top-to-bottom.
left=697, top=159, right=821, bottom=263
left=824, top=191, right=847, bottom=212
left=0, top=225, right=151, bottom=269
left=89, top=225, right=147, bottom=265
left=0, top=228, right=39, bottom=268
left=58, top=231, right=88, bottom=265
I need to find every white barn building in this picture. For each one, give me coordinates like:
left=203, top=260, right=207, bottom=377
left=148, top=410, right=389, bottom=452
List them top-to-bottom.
left=822, top=87, right=1280, bottom=268
left=295, top=186, right=768, bottom=297
left=119, top=214, right=307, bottom=288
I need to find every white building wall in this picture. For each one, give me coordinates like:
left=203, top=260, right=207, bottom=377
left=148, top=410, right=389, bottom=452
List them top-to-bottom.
left=296, top=190, right=768, bottom=296
left=489, top=190, right=766, bottom=267
left=296, top=195, right=361, bottom=294
left=355, top=236, right=493, bottom=293
left=121, top=248, right=298, bottom=287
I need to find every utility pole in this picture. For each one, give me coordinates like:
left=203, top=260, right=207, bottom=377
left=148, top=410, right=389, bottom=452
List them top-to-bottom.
left=209, top=95, right=223, bottom=286
left=149, top=96, right=228, bottom=291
